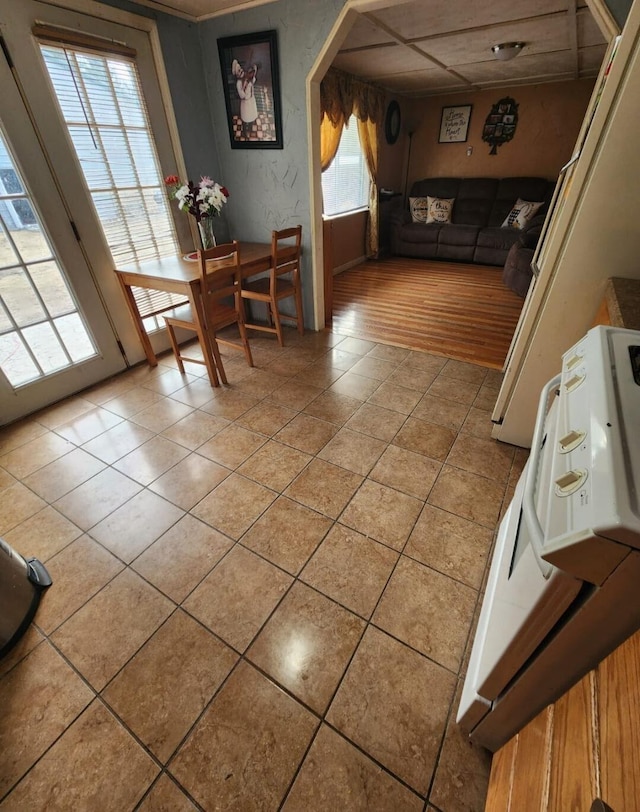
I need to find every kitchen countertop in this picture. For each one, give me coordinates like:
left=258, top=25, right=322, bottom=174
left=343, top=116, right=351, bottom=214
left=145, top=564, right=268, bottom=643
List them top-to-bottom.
left=605, top=277, right=640, bottom=329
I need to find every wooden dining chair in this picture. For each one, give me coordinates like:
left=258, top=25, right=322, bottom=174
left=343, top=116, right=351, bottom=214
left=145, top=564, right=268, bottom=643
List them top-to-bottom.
left=241, top=225, right=304, bottom=347
left=164, top=241, right=253, bottom=386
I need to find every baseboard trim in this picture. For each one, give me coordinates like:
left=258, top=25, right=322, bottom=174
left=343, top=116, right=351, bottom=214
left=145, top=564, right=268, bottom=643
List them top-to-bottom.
left=333, top=256, right=367, bottom=276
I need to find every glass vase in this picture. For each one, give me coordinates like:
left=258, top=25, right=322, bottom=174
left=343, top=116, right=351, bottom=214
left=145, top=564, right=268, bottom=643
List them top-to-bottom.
left=197, top=217, right=217, bottom=250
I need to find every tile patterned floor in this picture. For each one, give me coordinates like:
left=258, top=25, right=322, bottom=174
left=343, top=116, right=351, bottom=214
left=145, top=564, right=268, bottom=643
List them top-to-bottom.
left=0, top=328, right=528, bottom=811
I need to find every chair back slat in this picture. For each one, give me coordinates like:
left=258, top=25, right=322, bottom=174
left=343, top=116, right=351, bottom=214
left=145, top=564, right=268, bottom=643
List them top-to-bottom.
left=271, top=226, right=302, bottom=279
left=199, top=241, right=242, bottom=299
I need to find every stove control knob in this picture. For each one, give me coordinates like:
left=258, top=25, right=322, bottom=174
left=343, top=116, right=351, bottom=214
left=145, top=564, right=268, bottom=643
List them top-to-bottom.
left=558, top=429, right=587, bottom=453
left=555, top=468, right=588, bottom=496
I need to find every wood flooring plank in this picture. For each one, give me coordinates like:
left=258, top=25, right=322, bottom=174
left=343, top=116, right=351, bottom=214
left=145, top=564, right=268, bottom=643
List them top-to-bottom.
left=332, top=257, right=523, bottom=369
left=508, top=707, right=553, bottom=811
left=484, top=735, right=517, bottom=811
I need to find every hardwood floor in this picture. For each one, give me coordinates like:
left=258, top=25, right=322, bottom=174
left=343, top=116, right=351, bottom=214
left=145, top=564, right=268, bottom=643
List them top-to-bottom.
left=331, top=257, right=524, bottom=369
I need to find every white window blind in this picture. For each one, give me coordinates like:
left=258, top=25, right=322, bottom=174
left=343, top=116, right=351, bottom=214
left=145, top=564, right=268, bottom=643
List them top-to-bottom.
left=39, top=42, right=186, bottom=329
left=321, top=115, right=369, bottom=217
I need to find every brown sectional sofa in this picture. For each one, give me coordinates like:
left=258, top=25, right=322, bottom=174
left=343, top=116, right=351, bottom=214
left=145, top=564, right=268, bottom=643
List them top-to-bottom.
left=390, top=176, right=556, bottom=270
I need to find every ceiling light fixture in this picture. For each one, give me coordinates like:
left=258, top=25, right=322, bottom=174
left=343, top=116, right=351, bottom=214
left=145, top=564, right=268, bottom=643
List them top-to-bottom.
left=491, top=42, right=525, bottom=61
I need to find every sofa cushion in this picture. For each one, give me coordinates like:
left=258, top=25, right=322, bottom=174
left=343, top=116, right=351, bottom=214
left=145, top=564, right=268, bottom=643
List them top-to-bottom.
left=488, top=177, right=552, bottom=227
left=410, top=178, right=460, bottom=201
left=452, top=178, right=498, bottom=227
left=426, top=196, right=454, bottom=223
left=501, top=199, right=544, bottom=229
left=398, top=222, right=442, bottom=244
left=438, top=224, right=480, bottom=246
left=477, top=227, right=522, bottom=252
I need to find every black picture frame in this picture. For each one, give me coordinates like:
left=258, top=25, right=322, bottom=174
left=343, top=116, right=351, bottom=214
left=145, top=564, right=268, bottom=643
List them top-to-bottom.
left=217, top=29, right=283, bottom=149
left=384, top=100, right=401, bottom=145
left=438, top=104, right=472, bottom=143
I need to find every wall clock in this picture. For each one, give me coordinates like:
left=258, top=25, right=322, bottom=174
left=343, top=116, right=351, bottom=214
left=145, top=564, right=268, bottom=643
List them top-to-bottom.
left=384, top=100, right=401, bottom=145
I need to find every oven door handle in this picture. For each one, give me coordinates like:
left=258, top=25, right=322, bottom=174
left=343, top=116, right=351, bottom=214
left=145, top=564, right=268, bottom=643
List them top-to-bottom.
left=523, top=374, right=561, bottom=577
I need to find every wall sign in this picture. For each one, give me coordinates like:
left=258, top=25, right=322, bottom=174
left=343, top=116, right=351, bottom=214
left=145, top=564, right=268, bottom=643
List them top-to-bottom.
left=482, top=97, right=519, bottom=155
left=438, top=104, right=472, bottom=143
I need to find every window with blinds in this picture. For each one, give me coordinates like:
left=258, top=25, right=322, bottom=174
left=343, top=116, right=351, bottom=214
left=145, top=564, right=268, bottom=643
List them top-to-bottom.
left=38, top=40, right=186, bottom=331
left=321, top=115, right=369, bottom=217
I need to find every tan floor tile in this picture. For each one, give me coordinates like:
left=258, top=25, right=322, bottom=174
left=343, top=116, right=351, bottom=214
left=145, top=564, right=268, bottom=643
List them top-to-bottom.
left=335, top=337, right=376, bottom=356
left=366, top=343, right=410, bottom=364
left=320, top=349, right=362, bottom=371
left=403, top=350, right=447, bottom=374
left=265, top=351, right=314, bottom=378
left=348, top=356, right=398, bottom=381
left=440, top=358, right=488, bottom=385
left=294, top=361, right=344, bottom=387
left=387, top=364, right=437, bottom=392
left=140, top=367, right=197, bottom=396
left=234, top=368, right=288, bottom=399
left=484, top=368, right=504, bottom=390
left=329, top=371, right=381, bottom=401
left=81, top=374, right=136, bottom=406
left=428, top=376, right=480, bottom=406
left=167, top=377, right=219, bottom=408
left=268, top=379, right=324, bottom=410
left=368, top=380, right=422, bottom=415
left=474, top=383, right=499, bottom=411
left=102, top=386, right=164, bottom=418
left=198, top=388, right=259, bottom=420
left=304, top=390, right=361, bottom=425
left=412, top=393, right=470, bottom=431
left=35, top=397, right=95, bottom=429
left=128, top=397, right=193, bottom=432
left=235, top=401, right=298, bottom=436
left=345, top=402, right=406, bottom=442
left=54, top=406, right=123, bottom=444
left=461, top=406, right=495, bottom=439
left=160, top=409, right=229, bottom=449
left=274, top=413, right=339, bottom=454
left=393, top=416, right=456, bottom=461
left=0, top=419, right=47, bottom=455
left=80, top=421, right=155, bottom=464
left=196, top=423, right=266, bottom=469
left=317, top=428, right=386, bottom=476
left=0, top=432, right=74, bottom=479
left=447, top=433, right=515, bottom=484
left=113, top=436, right=190, bottom=486
left=237, top=440, right=311, bottom=492
left=370, top=445, right=441, bottom=500
left=511, top=447, right=529, bottom=483
left=23, top=448, right=105, bottom=502
left=149, top=453, right=229, bottom=510
left=285, top=459, right=363, bottom=519
left=428, top=465, right=505, bottom=529
left=0, top=466, right=16, bottom=492
left=53, top=468, right=142, bottom=531
left=192, top=473, right=276, bottom=539
left=340, top=480, right=422, bottom=551
left=0, top=482, right=47, bottom=535
left=89, top=489, right=184, bottom=563
left=240, top=496, right=332, bottom=575
left=406, top=504, right=493, bottom=589
left=4, top=505, right=81, bottom=562
left=133, top=514, right=233, bottom=603
left=300, top=523, right=398, bottom=619
left=36, top=535, right=124, bottom=634
left=183, top=545, right=291, bottom=651
left=373, top=556, right=476, bottom=671
left=51, top=568, right=173, bottom=690
left=247, top=582, right=365, bottom=714
left=103, top=610, right=238, bottom=763
left=0, top=625, right=44, bottom=679
left=326, top=626, right=456, bottom=795
left=0, top=642, right=93, bottom=798
left=170, top=661, right=317, bottom=812
left=430, top=681, right=492, bottom=812
left=1, top=701, right=158, bottom=811
left=282, top=724, right=423, bottom=811
left=137, top=775, right=198, bottom=812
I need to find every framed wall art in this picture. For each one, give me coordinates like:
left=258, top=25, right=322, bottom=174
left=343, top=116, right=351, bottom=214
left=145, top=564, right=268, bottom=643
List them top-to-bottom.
left=217, top=29, right=283, bottom=149
left=438, top=104, right=472, bottom=143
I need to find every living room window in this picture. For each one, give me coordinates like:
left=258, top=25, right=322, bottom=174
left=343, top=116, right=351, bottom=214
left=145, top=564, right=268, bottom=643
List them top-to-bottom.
left=321, top=114, right=369, bottom=216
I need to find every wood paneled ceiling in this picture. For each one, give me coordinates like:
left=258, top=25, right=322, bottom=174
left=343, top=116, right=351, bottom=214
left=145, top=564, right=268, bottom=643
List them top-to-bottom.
left=126, top=0, right=609, bottom=96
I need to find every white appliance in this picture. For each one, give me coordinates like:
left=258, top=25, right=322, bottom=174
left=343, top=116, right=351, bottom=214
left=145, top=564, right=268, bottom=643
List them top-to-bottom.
left=458, top=325, right=640, bottom=752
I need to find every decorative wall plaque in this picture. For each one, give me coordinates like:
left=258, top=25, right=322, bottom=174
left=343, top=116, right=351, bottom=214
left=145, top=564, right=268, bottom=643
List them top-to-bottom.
left=482, top=97, right=519, bottom=155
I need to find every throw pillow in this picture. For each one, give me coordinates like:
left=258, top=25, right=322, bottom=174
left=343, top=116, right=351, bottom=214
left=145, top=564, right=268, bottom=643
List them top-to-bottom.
left=426, top=196, right=455, bottom=224
left=409, top=197, right=430, bottom=223
left=502, top=198, right=544, bottom=230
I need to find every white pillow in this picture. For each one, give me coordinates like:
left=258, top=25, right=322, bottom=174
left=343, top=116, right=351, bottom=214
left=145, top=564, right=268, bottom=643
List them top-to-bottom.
left=426, top=196, right=455, bottom=224
left=409, top=197, right=430, bottom=223
left=502, top=199, right=544, bottom=229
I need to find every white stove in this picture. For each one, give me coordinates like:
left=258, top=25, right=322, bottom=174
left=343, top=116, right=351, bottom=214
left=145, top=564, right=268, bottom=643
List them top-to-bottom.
left=458, top=326, right=640, bottom=751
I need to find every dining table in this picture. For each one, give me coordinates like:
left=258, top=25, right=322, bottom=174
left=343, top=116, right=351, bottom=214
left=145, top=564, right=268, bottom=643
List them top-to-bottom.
left=114, top=241, right=273, bottom=383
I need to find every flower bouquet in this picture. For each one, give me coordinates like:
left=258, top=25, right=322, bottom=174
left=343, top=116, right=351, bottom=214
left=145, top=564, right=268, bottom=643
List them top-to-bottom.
left=164, top=175, right=229, bottom=250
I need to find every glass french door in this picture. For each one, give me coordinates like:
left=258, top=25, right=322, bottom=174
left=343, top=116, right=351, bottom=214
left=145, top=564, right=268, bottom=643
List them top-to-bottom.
left=0, top=51, right=125, bottom=425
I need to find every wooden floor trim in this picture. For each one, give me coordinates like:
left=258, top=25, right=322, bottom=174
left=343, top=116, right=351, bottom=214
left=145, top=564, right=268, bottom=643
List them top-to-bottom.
left=331, top=257, right=524, bottom=369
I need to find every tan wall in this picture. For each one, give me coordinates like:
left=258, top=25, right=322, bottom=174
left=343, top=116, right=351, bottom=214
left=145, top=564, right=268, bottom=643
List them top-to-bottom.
left=404, top=79, right=595, bottom=188
left=325, top=209, right=367, bottom=272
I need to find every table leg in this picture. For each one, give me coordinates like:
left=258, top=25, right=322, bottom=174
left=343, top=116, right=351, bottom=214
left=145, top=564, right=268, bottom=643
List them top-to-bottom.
left=117, top=275, right=158, bottom=367
left=189, top=287, right=221, bottom=387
